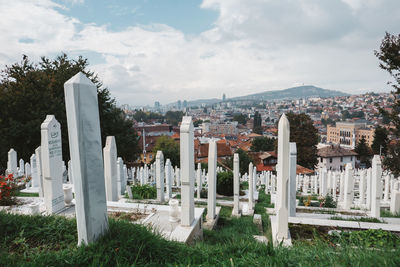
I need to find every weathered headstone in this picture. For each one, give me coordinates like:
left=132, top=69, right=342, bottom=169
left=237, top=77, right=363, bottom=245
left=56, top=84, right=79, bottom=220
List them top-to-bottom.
left=64, top=72, right=109, bottom=245
left=276, top=113, right=290, bottom=241
left=41, top=115, right=64, bottom=214
left=180, top=116, right=194, bottom=226
left=103, top=136, right=118, bottom=202
left=207, top=139, right=217, bottom=221
left=288, top=142, right=297, bottom=217
left=35, top=146, right=44, bottom=197
left=7, top=149, right=17, bottom=176
left=156, top=151, right=165, bottom=202
left=233, top=153, right=240, bottom=216
left=30, top=154, right=38, bottom=187
left=371, top=155, right=382, bottom=218
left=117, top=157, right=124, bottom=196
left=165, top=159, right=172, bottom=199
left=248, top=162, right=254, bottom=212
left=196, top=163, right=202, bottom=199
left=343, top=163, right=354, bottom=210
left=366, top=168, right=372, bottom=210
left=359, top=170, right=366, bottom=205
left=390, top=182, right=400, bottom=214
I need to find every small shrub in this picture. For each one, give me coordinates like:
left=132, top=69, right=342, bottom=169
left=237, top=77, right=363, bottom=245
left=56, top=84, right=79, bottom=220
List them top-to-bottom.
left=217, top=171, right=233, bottom=196
left=0, top=174, right=18, bottom=206
left=129, top=184, right=156, bottom=199
left=200, top=188, right=208, bottom=198
left=319, top=194, right=337, bottom=208
left=328, top=229, right=400, bottom=248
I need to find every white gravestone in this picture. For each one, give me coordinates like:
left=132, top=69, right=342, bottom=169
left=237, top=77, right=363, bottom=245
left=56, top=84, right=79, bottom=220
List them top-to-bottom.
left=64, top=72, right=109, bottom=245
left=276, top=113, right=290, bottom=241
left=41, top=115, right=64, bottom=214
left=180, top=116, right=195, bottom=226
left=103, top=136, right=119, bottom=202
left=207, top=139, right=217, bottom=220
left=288, top=142, right=297, bottom=217
left=35, top=146, right=44, bottom=197
left=7, top=149, right=17, bottom=176
left=156, top=151, right=165, bottom=202
left=233, top=153, right=240, bottom=216
left=30, top=154, right=38, bottom=187
left=371, top=155, right=382, bottom=218
left=117, top=157, right=124, bottom=196
left=165, top=159, right=172, bottom=199
left=248, top=162, right=254, bottom=212
left=196, top=163, right=202, bottom=199
left=343, top=163, right=354, bottom=210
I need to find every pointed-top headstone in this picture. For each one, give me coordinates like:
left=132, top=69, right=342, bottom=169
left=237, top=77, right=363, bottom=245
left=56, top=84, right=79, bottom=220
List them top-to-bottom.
left=64, top=72, right=109, bottom=245
left=276, top=113, right=290, bottom=240
left=103, top=136, right=118, bottom=202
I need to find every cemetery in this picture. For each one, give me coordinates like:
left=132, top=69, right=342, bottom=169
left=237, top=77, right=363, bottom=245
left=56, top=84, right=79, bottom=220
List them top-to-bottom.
left=1, top=73, right=400, bottom=265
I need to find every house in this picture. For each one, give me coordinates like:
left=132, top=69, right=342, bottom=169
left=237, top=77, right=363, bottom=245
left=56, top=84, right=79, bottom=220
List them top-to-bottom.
left=317, top=145, right=358, bottom=171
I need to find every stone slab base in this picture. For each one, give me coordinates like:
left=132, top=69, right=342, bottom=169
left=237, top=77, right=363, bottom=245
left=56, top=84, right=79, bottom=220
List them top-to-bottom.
left=20, top=187, right=39, bottom=193
left=241, top=203, right=254, bottom=216
left=203, top=206, right=221, bottom=230
left=270, top=215, right=292, bottom=247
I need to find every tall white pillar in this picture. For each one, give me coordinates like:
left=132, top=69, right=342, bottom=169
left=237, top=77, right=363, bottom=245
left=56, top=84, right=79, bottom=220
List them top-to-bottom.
left=207, top=139, right=217, bottom=220
left=289, top=142, right=297, bottom=217
left=155, top=151, right=165, bottom=202
left=233, top=153, right=240, bottom=216
left=371, top=155, right=382, bottom=218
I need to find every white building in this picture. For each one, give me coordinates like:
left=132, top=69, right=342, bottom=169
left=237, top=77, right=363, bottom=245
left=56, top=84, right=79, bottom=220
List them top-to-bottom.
left=317, top=145, right=358, bottom=171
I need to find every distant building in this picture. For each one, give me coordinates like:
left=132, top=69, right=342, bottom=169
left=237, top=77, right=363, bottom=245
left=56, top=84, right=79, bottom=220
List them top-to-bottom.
left=222, top=93, right=226, bottom=101
left=154, top=101, right=160, bottom=110
left=201, top=121, right=238, bottom=135
left=327, top=122, right=374, bottom=148
left=317, top=145, right=358, bottom=171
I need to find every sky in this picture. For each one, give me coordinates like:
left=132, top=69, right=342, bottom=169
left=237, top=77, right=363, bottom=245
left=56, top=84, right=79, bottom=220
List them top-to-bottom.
left=0, top=0, right=399, bottom=106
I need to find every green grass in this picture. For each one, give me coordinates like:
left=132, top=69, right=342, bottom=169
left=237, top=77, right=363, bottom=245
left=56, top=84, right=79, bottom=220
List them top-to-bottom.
left=1, top=191, right=400, bottom=266
left=15, top=191, right=39, bottom=197
left=381, top=209, right=400, bottom=218
left=330, top=216, right=386, bottom=224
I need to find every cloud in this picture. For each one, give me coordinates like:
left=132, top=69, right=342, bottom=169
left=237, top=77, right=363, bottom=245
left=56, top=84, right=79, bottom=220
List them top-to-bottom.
left=0, top=0, right=398, bottom=106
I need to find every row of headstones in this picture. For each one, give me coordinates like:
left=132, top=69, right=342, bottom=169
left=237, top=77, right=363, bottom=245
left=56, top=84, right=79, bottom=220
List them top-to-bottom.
left=292, top=164, right=400, bottom=215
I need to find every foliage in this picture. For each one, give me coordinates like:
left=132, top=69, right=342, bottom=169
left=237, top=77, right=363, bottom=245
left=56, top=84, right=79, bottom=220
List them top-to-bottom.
left=375, top=33, right=400, bottom=174
left=0, top=54, right=140, bottom=169
left=132, top=110, right=163, bottom=123
left=165, top=111, right=184, bottom=126
left=253, top=111, right=262, bottom=134
left=232, top=113, right=247, bottom=125
left=286, top=113, right=319, bottom=169
left=193, top=119, right=203, bottom=127
left=372, top=126, right=389, bottom=155
left=152, top=136, right=180, bottom=167
left=250, top=136, right=276, bottom=152
left=354, top=137, right=373, bottom=168
left=222, top=148, right=254, bottom=176
left=216, top=171, right=233, bottom=196
left=0, top=174, right=18, bottom=206
left=128, top=184, right=156, bottom=200
left=318, top=194, right=337, bottom=208
left=381, top=209, right=400, bottom=218
left=328, top=229, right=400, bottom=248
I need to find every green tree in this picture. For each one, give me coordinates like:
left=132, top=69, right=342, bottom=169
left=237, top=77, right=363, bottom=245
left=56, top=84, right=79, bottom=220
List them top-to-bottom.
left=374, top=32, right=400, bottom=174
left=0, top=54, right=140, bottom=171
left=165, top=111, right=184, bottom=126
left=253, top=111, right=262, bottom=134
left=232, top=113, right=247, bottom=125
left=286, top=113, right=319, bottom=169
left=372, top=126, right=389, bottom=155
left=152, top=136, right=180, bottom=167
left=250, top=137, right=276, bottom=152
left=355, top=137, right=373, bottom=168
left=222, top=148, right=254, bottom=176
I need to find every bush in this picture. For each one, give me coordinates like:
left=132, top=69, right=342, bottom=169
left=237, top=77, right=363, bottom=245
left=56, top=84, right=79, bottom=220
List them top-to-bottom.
left=217, top=171, right=233, bottom=196
left=0, top=174, right=18, bottom=206
left=128, top=184, right=156, bottom=199
left=319, top=194, right=337, bottom=208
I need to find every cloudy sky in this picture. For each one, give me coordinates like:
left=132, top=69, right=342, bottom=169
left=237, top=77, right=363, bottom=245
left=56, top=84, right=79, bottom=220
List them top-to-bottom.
left=0, top=0, right=399, bottom=106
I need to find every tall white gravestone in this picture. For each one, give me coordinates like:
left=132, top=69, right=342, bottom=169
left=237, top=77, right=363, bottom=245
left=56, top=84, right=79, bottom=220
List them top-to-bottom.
left=64, top=72, right=109, bottom=245
left=276, top=113, right=290, bottom=241
left=41, top=115, right=65, bottom=214
left=180, top=116, right=195, bottom=226
left=103, top=136, right=118, bottom=202
left=207, top=139, right=217, bottom=221
left=288, top=142, right=297, bottom=217
left=35, top=146, right=44, bottom=197
left=7, top=149, right=17, bottom=175
left=156, top=151, right=165, bottom=202
left=233, top=153, right=240, bottom=216
left=30, top=154, right=38, bottom=187
left=371, top=155, right=382, bottom=218
left=248, top=162, right=254, bottom=212
left=343, top=163, right=354, bottom=210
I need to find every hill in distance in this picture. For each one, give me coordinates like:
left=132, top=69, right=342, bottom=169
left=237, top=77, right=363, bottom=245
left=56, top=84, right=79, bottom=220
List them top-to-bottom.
left=177, top=85, right=349, bottom=107
left=230, top=85, right=349, bottom=101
